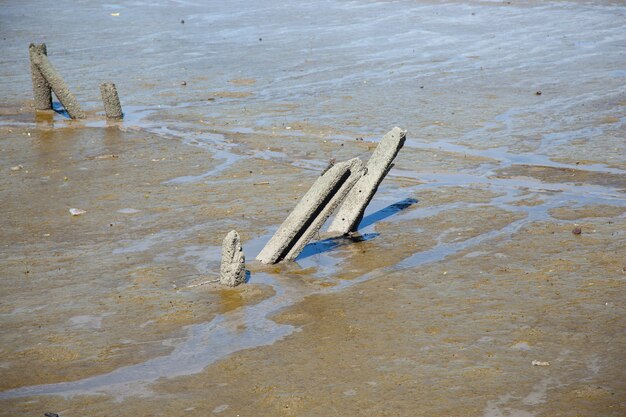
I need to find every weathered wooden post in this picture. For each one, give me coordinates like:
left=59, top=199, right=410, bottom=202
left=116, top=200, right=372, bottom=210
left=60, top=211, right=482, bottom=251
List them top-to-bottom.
left=28, top=43, right=52, bottom=110
left=30, top=49, right=85, bottom=119
left=100, top=82, right=123, bottom=119
left=327, top=127, right=406, bottom=236
left=257, top=157, right=365, bottom=264
left=220, top=230, right=246, bottom=287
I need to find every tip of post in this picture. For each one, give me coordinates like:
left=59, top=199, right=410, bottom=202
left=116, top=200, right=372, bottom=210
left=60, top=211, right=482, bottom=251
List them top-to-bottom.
left=392, top=126, right=407, bottom=135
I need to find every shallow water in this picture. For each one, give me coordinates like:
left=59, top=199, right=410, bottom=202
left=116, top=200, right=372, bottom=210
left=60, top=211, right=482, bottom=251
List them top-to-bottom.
left=1, top=0, right=625, bottom=415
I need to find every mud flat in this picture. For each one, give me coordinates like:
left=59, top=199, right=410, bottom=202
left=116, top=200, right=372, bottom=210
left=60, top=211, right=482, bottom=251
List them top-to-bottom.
left=1, top=0, right=626, bottom=415
left=1, top=121, right=624, bottom=416
left=0, top=125, right=282, bottom=391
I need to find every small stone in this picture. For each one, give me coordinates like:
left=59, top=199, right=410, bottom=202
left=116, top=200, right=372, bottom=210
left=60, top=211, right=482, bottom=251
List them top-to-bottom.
left=181, top=19, right=185, bottom=24
left=181, top=81, right=187, bottom=86
left=535, top=91, right=542, bottom=95
left=69, top=208, right=86, bottom=216
left=572, top=227, right=582, bottom=235
left=212, top=404, right=229, bottom=414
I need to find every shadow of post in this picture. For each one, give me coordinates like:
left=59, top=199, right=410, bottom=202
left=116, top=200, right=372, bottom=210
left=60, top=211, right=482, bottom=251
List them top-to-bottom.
left=52, top=102, right=71, bottom=119
left=357, top=197, right=418, bottom=230
left=295, top=198, right=418, bottom=260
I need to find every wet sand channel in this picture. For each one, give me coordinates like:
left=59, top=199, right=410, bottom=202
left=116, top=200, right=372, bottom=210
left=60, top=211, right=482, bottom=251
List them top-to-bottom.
left=1, top=0, right=625, bottom=415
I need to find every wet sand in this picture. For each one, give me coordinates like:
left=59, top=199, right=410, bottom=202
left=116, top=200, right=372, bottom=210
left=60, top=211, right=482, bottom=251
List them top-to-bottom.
left=1, top=0, right=625, bottom=415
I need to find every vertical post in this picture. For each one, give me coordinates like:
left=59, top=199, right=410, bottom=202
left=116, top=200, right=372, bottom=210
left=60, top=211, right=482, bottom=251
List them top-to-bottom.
left=29, top=43, right=52, bottom=110
left=30, top=50, right=85, bottom=119
left=99, top=82, right=123, bottom=119
left=220, top=230, right=246, bottom=287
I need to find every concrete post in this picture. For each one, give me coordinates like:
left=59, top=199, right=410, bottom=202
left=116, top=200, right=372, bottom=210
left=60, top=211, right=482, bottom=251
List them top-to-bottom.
left=29, top=43, right=52, bottom=110
left=30, top=50, right=85, bottom=119
left=100, top=82, right=123, bottom=119
left=327, top=127, right=406, bottom=236
left=257, top=157, right=365, bottom=264
left=220, top=230, right=246, bottom=287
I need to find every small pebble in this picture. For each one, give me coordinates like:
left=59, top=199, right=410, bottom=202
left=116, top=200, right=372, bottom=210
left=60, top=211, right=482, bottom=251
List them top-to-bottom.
left=180, top=19, right=185, bottom=24
left=181, top=81, right=187, bottom=86
left=535, top=91, right=542, bottom=95
left=69, top=208, right=86, bottom=216
left=572, top=227, right=582, bottom=235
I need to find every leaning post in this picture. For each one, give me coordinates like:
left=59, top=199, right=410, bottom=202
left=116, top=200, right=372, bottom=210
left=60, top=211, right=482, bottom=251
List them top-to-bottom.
left=30, top=50, right=85, bottom=119
left=327, top=127, right=406, bottom=236
left=257, top=157, right=365, bottom=264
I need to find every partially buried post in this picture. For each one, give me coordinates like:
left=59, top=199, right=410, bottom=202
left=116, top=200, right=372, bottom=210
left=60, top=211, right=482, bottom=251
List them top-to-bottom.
left=28, top=43, right=52, bottom=111
left=29, top=48, right=85, bottom=119
left=100, top=82, right=123, bottom=119
left=327, top=127, right=406, bottom=236
left=256, top=157, right=366, bottom=264
left=220, top=230, right=246, bottom=287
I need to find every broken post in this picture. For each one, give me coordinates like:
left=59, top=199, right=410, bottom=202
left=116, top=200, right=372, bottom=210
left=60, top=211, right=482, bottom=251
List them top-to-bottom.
left=29, top=43, right=52, bottom=110
left=30, top=50, right=85, bottom=119
left=100, top=82, right=123, bottom=119
left=327, top=127, right=406, bottom=236
left=257, top=157, right=366, bottom=264
left=220, top=230, right=246, bottom=287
